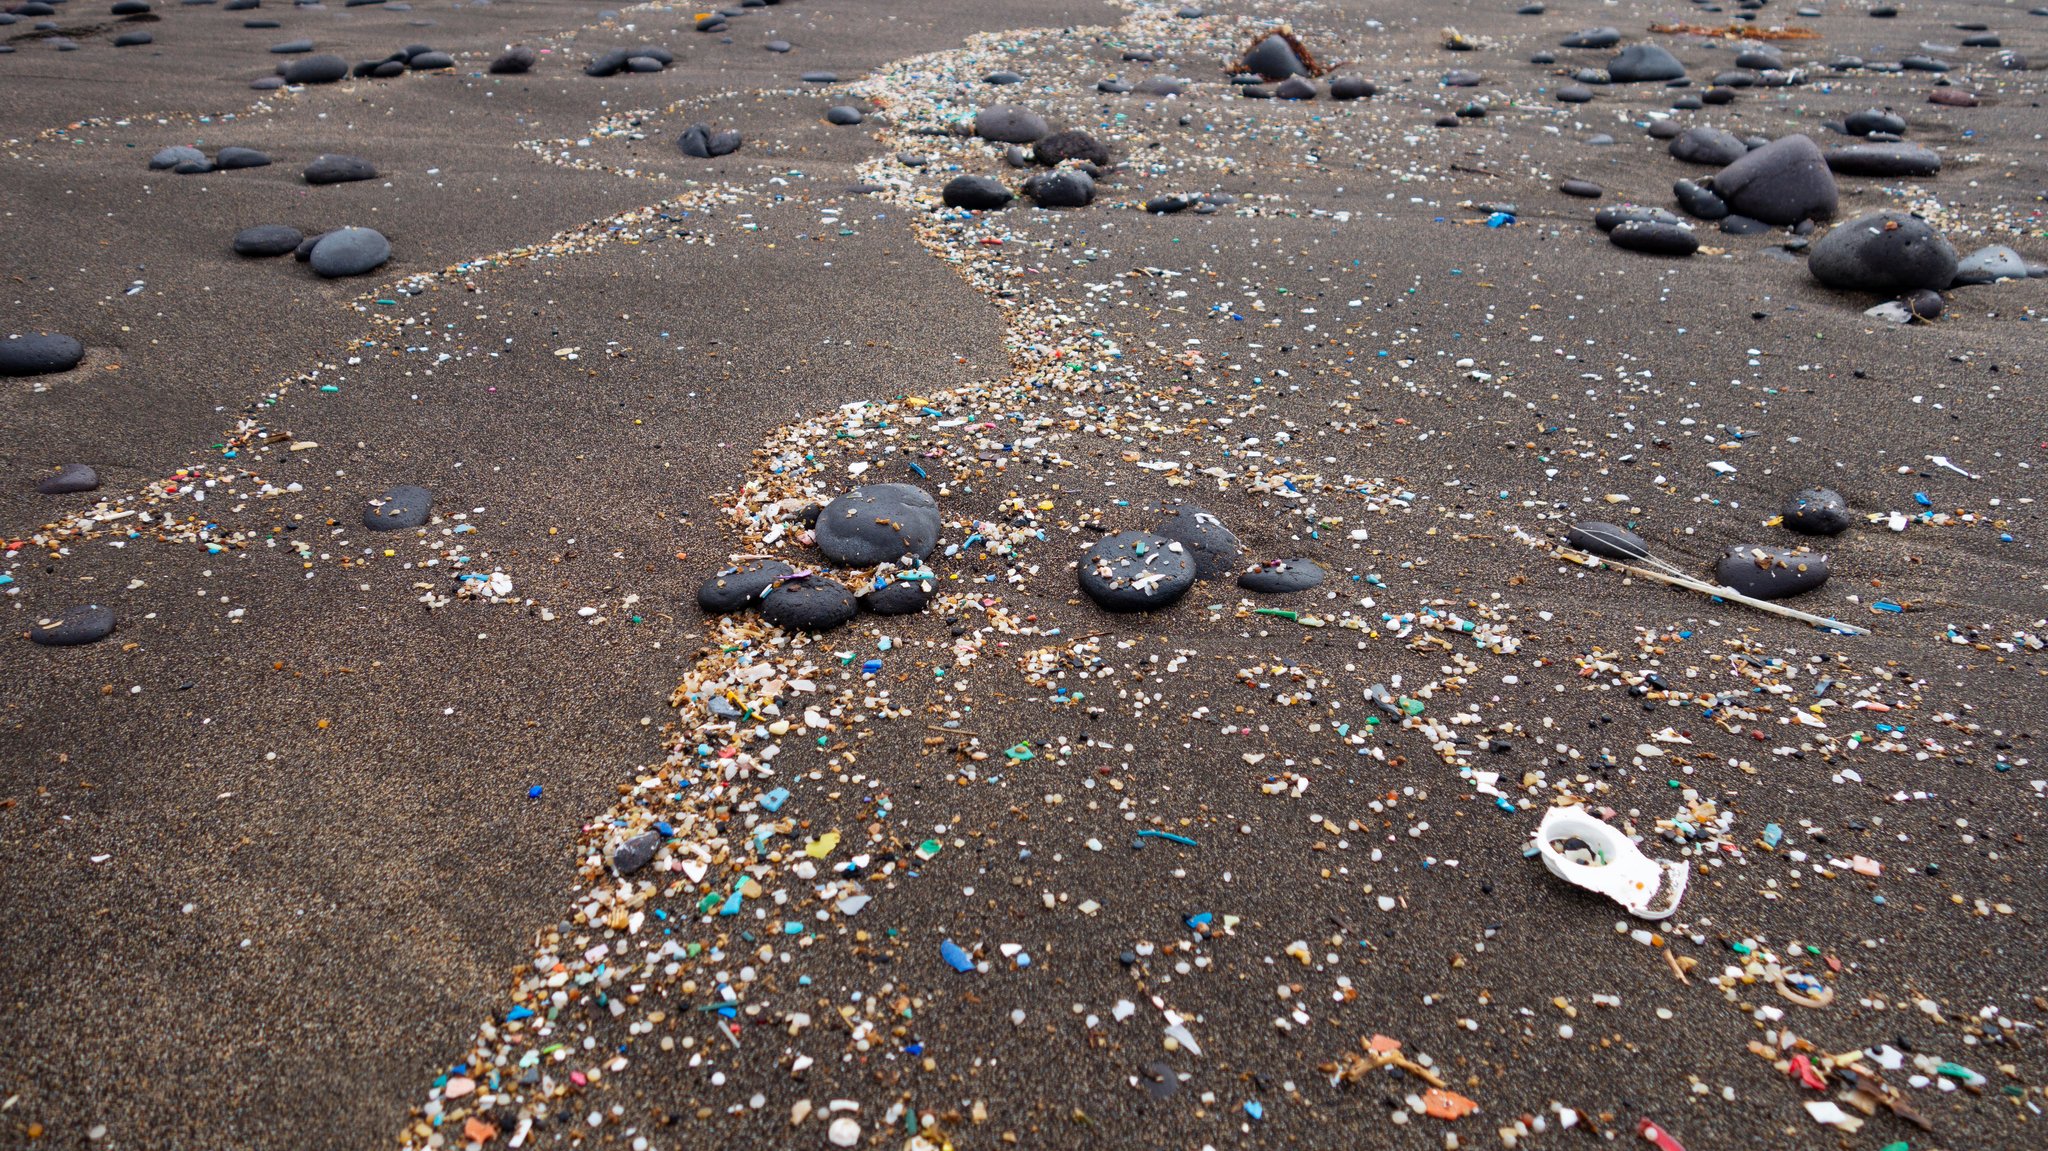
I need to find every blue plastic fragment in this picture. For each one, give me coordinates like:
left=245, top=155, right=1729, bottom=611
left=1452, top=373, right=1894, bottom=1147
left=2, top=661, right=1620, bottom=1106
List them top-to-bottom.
left=1913, top=492, right=1932, bottom=507
left=527, top=785, right=543, bottom=799
left=760, top=787, right=791, bottom=813
left=1763, top=823, right=1784, bottom=849
left=1184, top=911, right=1213, bottom=932
left=940, top=938, right=975, bottom=973
left=506, top=1006, right=535, bottom=1022
left=1245, top=1101, right=1266, bottom=1120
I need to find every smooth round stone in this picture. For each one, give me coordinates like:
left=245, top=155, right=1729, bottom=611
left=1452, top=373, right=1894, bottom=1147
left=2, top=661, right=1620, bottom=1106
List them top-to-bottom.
left=112, top=0, right=153, bottom=13
left=1561, top=27, right=1620, bottom=49
left=114, top=31, right=152, bottom=46
left=1239, top=32, right=1308, bottom=79
left=271, top=38, right=315, bottom=53
left=764, top=39, right=790, bottom=53
left=1609, top=44, right=1685, bottom=82
left=489, top=46, right=536, bottom=73
left=585, top=48, right=628, bottom=76
left=408, top=50, right=454, bottom=69
left=1734, top=50, right=1783, bottom=70
left=1529, top=51, right=1556, bottom=64
left=284, top=54, right=349, bottom=84
left=1900, top=55, right=1949, bottom=73
left=625, top=57, right=664, bottom=73
left=1572, top=68, right=1611, bottom=85
left=1442, top=69, right=1482, bottom=86
left=983, top=70, right=1023, bottom=85
left=1712, top=70, right=1757, bottom=88
left=800, top=71, right=837, bottom=83
left=1328, top=75, right=1374, bottom=99
left=1133, top=76, right=1185, bottom=96
left=1273, top=76, right=1317, bottom=100
left=251, top=77, right=285, bottom=90
left=1097, top=79, right=1132, bottom=94
left=1556, top=84, right=1593, bottom=103
left=1239, top=85, right=1273, bottom=100
left=1928, top=87, right=1979, bottom=107
left=1671, top=95, right=1704, bottom=110
left=1457, top=102, right=1488, bottom=119
left=825, top=105, right=864, bottom=125
left=974, top=105, right=1048, bottom=144
left=1845, top=108, right=1906, bottom=136
left=1646, top=119, right=1683, bottom=140
left=676, top=123, right=742, bottom=157
left=1670, top=125, right=1747, bottom=166
left=1034, top=129, right=1108, bottom=167
left=1585, top=133, right=1614, bottom=146
left=1713, top=134, right=1836, bottom=225
left=1825, top=142, right=1940, bottom=177
left=150, top=145, right=206, bottom=170
left=215, top=146, right=271, bottom=169
left=303, top=154, right=378, bottom=184
left=174, top=159, right=216, bottom=175
left=1023, top=169, right=1094, bottom=208
left=942, top=174, right=1011, bottom=210
left=1560, top=178, right=1603, bottom=198
left=1674, top=178, right=1729, bottom=220
left=1144, top=195, right=1191, bottom=214
left=1810, top=210, right=1957, bottom=293
left=1719, top=214, right=1771, bottom=235
left=1610, top=220, right=1698, bottom=256
left=233, top=224, right=303, bottom=256
left=309, top=227, right=389, bottom=277
left=293, top=230, right=330, bottom=261
left=1953, top=244, right=2027, bottom=286
left=1905, top=288, right=1944, bottom=320
left=0, top=333, right=85, bottom=377
left=35, top=463, right=100, bottom=494
left=363, top=484, right=431, bottom=530
left=814, top=484, right=939, bottom=567
left=1781, top=488, right=1851, bottom=535
left=1153, top=504, right=1241, bottom=577
left=1565, top=521, right=1650, bottom=561
left=1079, top=531, right=1195, bottom=611
left=1716, top=544, right=1829, bottom=599
left=696, top=559, right=794, bottom=612
left=1238, top=559, right=1324, bottom=594
left=863, top=573, right=935, bottom=615
left=759, top=577, right=856, bottom=631
left=28, top=604, right=116, bottom=647
left=611, top=830, right=661, bottom=875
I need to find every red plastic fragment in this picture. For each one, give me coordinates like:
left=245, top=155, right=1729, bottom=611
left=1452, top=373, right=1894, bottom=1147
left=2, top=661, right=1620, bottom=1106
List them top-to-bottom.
left=1637, top=1118, right=1687, bottom=1151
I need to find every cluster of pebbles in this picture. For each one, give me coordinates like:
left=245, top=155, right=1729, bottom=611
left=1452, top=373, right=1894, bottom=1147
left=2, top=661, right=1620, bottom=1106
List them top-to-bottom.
left=1568, top=482, right=1856, bottom=605
left=696, top=483, right=941, bottom=631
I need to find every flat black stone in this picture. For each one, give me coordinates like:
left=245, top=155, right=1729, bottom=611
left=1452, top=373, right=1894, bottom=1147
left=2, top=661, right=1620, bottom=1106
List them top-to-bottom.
left=112, top=1, right=153, bottom=13
left=1561, top=27, right=1620, bottom=49
left=114, top=31, right=152, bottom=46
left=271, top=38, right=315, bottom=53
left=765, top=40, right=790, bottom=53
left=1609, top=44, right=1685, bottom=82
left=489, top=46, right=535, bottom=73
left=409, top=50, right=454, bottom=69
left=283, top=54, right=349, bottom=84
left=625, top=57, right=664, bottom=73
left=1442, top=69, right=1482, bottom=86
left=984, top=70, right=1023, bottom=84
left=800, top=71, right=837, bottom=82
left=1329, top=75, right=1375, bottom=99
left=1133, top=76, right=1185, bottom=96
left=1274, top=76, right=1317, bottom=99
left=1097, top=79, right=1132, bottom=94
left=1556, top=84, right=1593, bottom=103
left=825, top=105, right=864, bottom=125
left=974, top=105, right=1049, bottom=144
left=1845, top=108, right=1907, bottom=137
left=1669, top=125, right=1747, bottom=166
left=1035, top=129, right=1108, bottom=166
left=1826, top=142, right=1940, bottom=177
left=150, top=145, right=205, bottom=170
left=215, top=146, right=272, bottom=169
left=303, top=154, right=378, bottom=184
left=1023, top=169, right=1094, bottom=207
left=942, top=174, right=1011, bottom=210
left=1675, top=178, right=1730, bottom=220
left=1560, top=179, right=1603, bottom=198
left=1145, top=195, right=1191, bottom=214
left=1594, top=204, right=1681, bottom=232
left=1810, top=210, right=1958, bottom=293
left=1720, top=214, right=1771, bottom=234
left=1609, top=220, right=1698, bottom=256
left=233, top=224, right=303, bottom=256
left=309, top=227, right=390, bottom=277
left=1953, top=244, right=2027, bottom=286
left=0, top=333, right=85, bottom=377
left=35, top=463, right=100, bottom=494
left=814, top=483, right=939, bottom=567
left=363, top=484, right=431, bottom=530
left=1781, top=488, right=1851, bottom=535
left=1153, top=504, right=1241, bottom=577
left=1565, top=521, right=1651, bottom=562
left=1079, top=530, right=1195, bottom=611
left=1715, top=544, right=1829, bottom=599
left=697, top=559, right=794, bottom=613
left=1239, top=559, right=1324, bottom=594
left=863, top=572, right=936, bottom=615
left=759, top=577, right=856, bottom=632
left=28, top=604, right=116, bottom=647
left=611, top=830, right=661, bottom=875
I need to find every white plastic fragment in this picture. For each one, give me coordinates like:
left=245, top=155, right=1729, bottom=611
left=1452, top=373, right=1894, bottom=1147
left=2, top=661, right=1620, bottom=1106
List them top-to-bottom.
left=1533, top=807, right=1689, bottom=920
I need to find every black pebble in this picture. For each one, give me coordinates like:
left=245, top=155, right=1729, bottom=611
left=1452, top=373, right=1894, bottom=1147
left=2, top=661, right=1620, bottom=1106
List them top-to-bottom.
left=489, top=46, right=536, bottom=74
left=215, top=146, right=272, bottom=169
left=303, top=154, right=378, bottom=184
left=942, top=175, right=1011, bottom=211
left=1609, top=220, right=1699, bottom=256
left=233, top=224, right=303, bottom=256
left=0, top=333, right=85, bottom=377
left=35, top=463, right=100, bottom=494
left=363, top=484, right=431, bottom=530
left=814, top=484, right=940, bottom=567
left=1782, top=488, right=1852, bottom=535
left=1153, top=504, right=1241, bottom=576
left=1565, top=521, right=1650, bottom=562
left=1079, top=531, right=1195, bottom=611
left=1716, top=544, right=1829, bottom=599
left=697, top=559, right=794, bottom=613
left=1238, top=559, right=1325, bottom=594
left=863, top=572, right=936, bottom=615
left=760, top=577, right=857, bottom=632
left=28, top=604, right=116, bottom=647
left=612, top=830, right=661, bottom=875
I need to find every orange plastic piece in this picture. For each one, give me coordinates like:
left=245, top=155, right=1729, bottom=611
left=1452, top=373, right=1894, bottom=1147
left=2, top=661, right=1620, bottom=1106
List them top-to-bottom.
left=1423, top=1089, right=1479, bottom=1120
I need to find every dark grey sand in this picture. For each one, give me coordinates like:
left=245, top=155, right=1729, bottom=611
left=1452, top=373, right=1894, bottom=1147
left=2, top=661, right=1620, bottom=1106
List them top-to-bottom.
left=4, top=2, right=2046, bottom=1149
